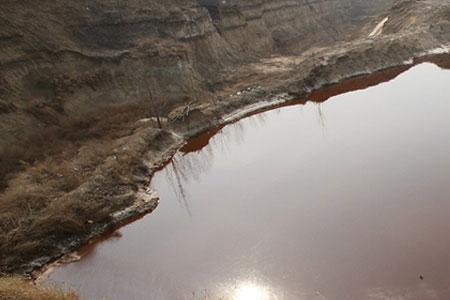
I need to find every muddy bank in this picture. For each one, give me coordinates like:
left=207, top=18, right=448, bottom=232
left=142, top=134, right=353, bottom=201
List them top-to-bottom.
left=0, top=0, right=395, bottom=147
left=2, top=0, right=450, bottom=277
left=27, top=51, right=450, bottom=281
left=45, top=61, right=450, bottom=300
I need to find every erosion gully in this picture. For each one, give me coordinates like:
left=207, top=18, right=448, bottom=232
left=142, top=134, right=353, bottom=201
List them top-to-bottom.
left=43, top=60, right=450, bottom=300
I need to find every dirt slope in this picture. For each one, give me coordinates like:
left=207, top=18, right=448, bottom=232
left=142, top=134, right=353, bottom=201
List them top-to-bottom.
left=0, top=0, right=393, bottom=146
left=2, top=0, right=450, bottom=275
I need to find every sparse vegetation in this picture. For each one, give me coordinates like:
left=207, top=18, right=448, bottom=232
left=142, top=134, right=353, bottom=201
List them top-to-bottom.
left=0, top=0, right=449, bottom=294
left=0, top=102, right=166, bottom=272
left=0, top=103, right=148, bottom=191
left=0, top=276, right=78, bottom=300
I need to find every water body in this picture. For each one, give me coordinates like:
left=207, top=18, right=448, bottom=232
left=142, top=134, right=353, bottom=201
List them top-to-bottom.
left=47, top=63, right=450, bottom=300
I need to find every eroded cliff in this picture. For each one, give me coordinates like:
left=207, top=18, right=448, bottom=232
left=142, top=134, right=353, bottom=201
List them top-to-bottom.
left=0, top=0, right=394, bottom=147
left=2, top=0, right=450, bottom=275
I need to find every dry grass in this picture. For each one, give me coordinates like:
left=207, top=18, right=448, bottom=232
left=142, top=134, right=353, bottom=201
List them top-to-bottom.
left=0, top=103, right=158, bottom=272
left=0, top=103, right=148, bottom=191
left=0, top=163, right=106, bottom=271
left=0, top=276, right=78, bottom=300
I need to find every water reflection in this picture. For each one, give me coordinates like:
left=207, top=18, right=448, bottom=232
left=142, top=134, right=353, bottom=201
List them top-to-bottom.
left=46, top=62, right=450, bottom=300
left=315, top=103, right=327, bottom=133
left=166, top=113, right=270, bottom=218
left=165, top=158, right=192, bottom=218
left=175, top=278, right=280, bottom=300
left=231, top=281, right=277, bottom=300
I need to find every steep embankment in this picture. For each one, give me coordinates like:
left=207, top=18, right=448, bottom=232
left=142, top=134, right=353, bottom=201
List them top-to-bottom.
left=0, top=0, right=392, bottom=146
left=0, top=0, right=393, bottom=273
left=2, top=0, right=450, bottom=276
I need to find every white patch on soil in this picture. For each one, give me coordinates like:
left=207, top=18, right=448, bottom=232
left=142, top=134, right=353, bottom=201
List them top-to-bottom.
left=369, top=17, right=389, bottom=38
left=425, top=45, right=450, bottom=55
left=222, top=93, right=292, bottom=123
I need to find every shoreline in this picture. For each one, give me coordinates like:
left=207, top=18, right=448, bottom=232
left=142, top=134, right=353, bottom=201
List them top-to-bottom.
left=34, top=47, right=450, bottom=282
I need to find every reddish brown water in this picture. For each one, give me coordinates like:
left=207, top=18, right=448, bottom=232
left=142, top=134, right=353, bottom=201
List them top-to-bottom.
left=46, top=63, right=450, bottom=300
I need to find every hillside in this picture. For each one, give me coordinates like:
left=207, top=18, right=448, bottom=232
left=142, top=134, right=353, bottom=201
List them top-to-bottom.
left=1, top=0, right=450, bottom=276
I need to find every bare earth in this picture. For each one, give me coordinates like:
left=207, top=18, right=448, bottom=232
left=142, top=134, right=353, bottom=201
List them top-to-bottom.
left=1, top=0, right=450, bottom=278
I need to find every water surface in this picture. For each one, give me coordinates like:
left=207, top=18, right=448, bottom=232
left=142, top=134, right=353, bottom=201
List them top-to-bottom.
left=48, top=63, right=450, bottom=300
